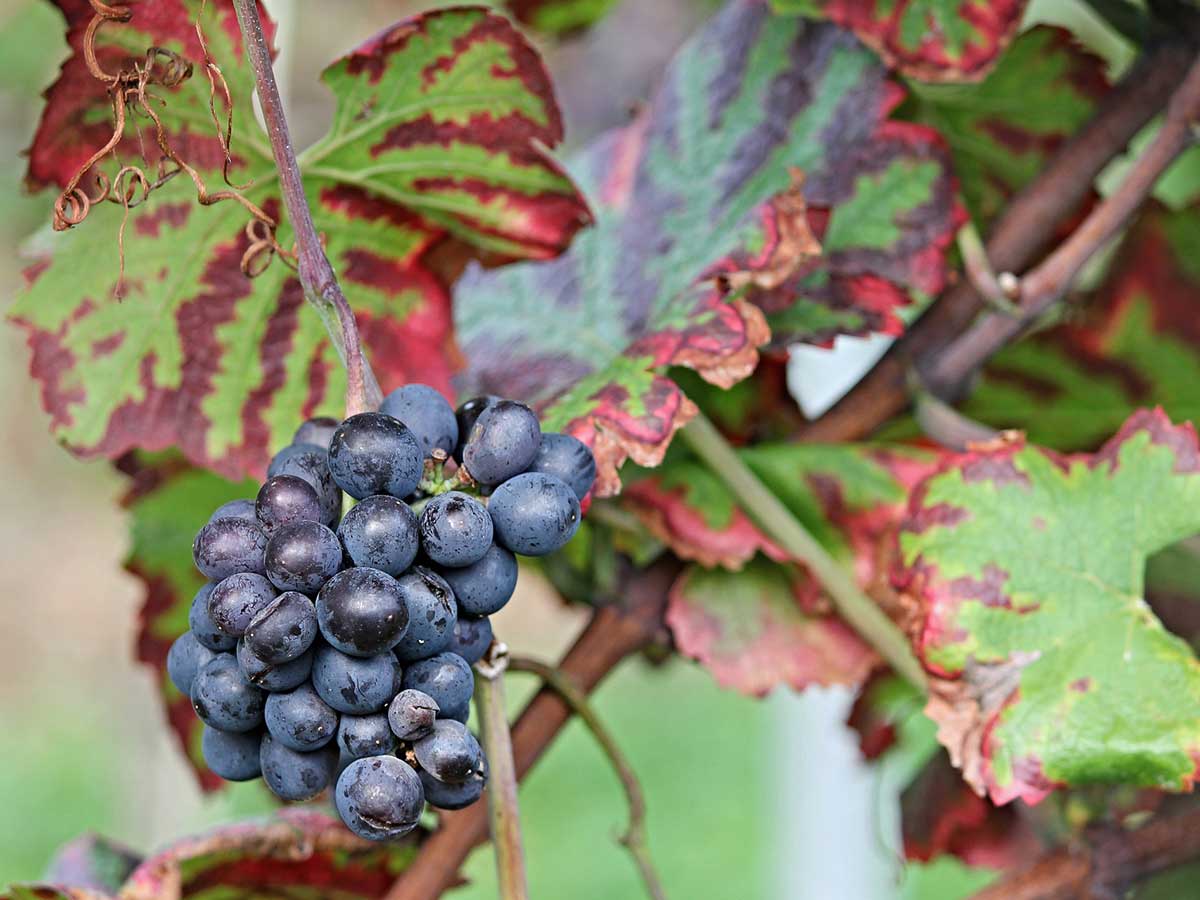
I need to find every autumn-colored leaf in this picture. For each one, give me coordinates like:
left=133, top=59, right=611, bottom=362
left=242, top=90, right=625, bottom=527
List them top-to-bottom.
left=506, top=0, right=620, bottom=34
left=772, top=0, right=1027, bottom=82
left=456, top=2, right=961, bottom=495
left=11, top=3, right=584, bottom=479
left=895, top=408, right=1200, bottom=805
left=43, top=836, right=140, bottom=895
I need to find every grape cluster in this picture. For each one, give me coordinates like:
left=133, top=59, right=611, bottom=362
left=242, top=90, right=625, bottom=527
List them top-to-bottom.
left=166, top=385, right=595, bottom=840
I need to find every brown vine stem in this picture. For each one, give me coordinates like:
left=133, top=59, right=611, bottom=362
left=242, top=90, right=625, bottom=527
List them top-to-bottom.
left=230, top=0, right=382, bottom=416
left=798, top=37, right=1199, bottom=443
left=387, top=561, right=677, bottom=900
left=474, top=642, right=529, bottom=900
left=508, top=655, right=668, bottom=900
left=969, top=806, right=1200, bottom=900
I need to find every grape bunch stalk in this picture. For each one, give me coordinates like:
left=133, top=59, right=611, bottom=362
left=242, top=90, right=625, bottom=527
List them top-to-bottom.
left=166, top=384, right=596, bottom=840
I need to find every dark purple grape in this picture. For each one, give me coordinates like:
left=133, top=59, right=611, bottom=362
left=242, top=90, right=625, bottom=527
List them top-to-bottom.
left=380, top=384, right=459, bottom=458
left=453, top=396, right=499, bottom=462
left=462, top=400, right=541, bottom=485
left=328, top=413, right=423, bottom=500
left=293, top=416, right=339, bottom=448
left=527, top=432, right=596, bottom=500
left=268, top=443, right=342, bottom=525
left=488, top=472, right=581, bottom=556
left=256, top=475, right=322, bottom=534
left=419, top=492, right=493, bottom=567
left=337, top=495, right=419, bottom=576
left=209, top=498, right=257, bottom=523
left=193, top=517, right=268, bottom=580
left=264, top=521, right=342, bottom=594
left=438, top=544, right=517, bottom=617
left=316, top=567, right=408, bottom=657
left=392, top=567, right=457, bottom=662
left=207, top=572, right=277, bottom=637
left=190, top=582, right=236, bottom=652
left=244, top=592, right=318, bottom=664
left=448, top=615, right=492, bottom=665
left=167, top=631, right=217, bottom=694
left=236, top=639, right=313, bottom=692
left=311, top=644, right=401, bottom=714
left=401, top=652, right=473, bottom=722
left=191, top=653, right=265, bottom=733
left=264, top=682, right=338, bottom=752
left=387, top=689, right=439, bottom=741
left=338, top=713, right=397, bottom=760
left=413, top=719, right=483, bottom=784
left=202, top=726, right=262, bottom=781
left=260, top=732, right=336, bottom=801
left=335, top=755, right=424, bottom=841
left=419, top=764, right=486, bottom=810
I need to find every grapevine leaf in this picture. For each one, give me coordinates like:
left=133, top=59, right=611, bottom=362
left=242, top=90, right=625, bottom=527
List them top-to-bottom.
left=505, top=0, right=620, bottom=34
left=772, top=0, right=1027, bottom=83
left=456, top=2, right=961, bottom=495
left=12, top=3, right=582, bottom=479
left=903, top=26, right=1109, bottom=228
left=895, top=409, right=1200, bottom=805
left=122, top=451, right=257, bottom=789
left=666, top=559, right=877, bottom=696
left=43, top=836, right=140, bottom=894
left=0, top=889, right=107, bottom=900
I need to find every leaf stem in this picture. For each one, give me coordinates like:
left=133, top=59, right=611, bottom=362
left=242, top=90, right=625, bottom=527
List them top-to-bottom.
left=231, top=0, right=382, bottom=416
left=679, top=411, right=927, bottom=690
left=474, top=642, right=529, bottom=900
left=509, top=655, right=668, bottom=900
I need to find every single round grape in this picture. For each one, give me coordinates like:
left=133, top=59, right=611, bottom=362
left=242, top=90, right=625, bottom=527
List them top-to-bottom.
left=380, top=384, right=459, bottom=458
left=453, top=395, right=499, bottom=462
left=462, top=400, right=541, bottom=485
left=328, top=413, right=423, bottom=500
left=293, top=416, right=339, bottom=448
left=527, top=432, right=596, bottom=500
left=268, top=443, right=342, bottom=525
left=488, top=472, right=581, bottom=556
left=256, top=474, right=322, bottom=534
left=419, top=492, right=493, bottom=567
left=337, top=495, right=419, bottom=576
left=209, top=498, right=257, bottom=523
left=193, top=517, right=268, bottom=580
left=264, top=521, right=342, bottom=594
left=438, top=544, right=517, bottom=617
left=316, top=567, right=408, bottom=657
left=392, top=567, right=457, bottom=662
left=207, top=572, right=277, bottom=637
left=190, top=582, right=236, bottom=652
left=244, top=592, right=318, bottom=664
left=447, top=615, right=493, bottom=665
left=167, top=631, right=217, bottom=694
left=236, top=639, right=313, bottom=692
left=311, top=644, right=401, bottom=714
left=401, top=652, right=473, bottom=722
left=191, top=653, right=265, bottom=733
left=264, top=682, right=339, bottom=751
left=388, top=689, right=439, bottom=741
left=338, top=713, right=397, bottom=760
left=413, top=719, right=483, bottom=784
left=202, top=725, right=262, bottom=781
left=260, top=732, right=336, bottom=802
left=335, top=756, right=424, bottom=841
left=420, top=765, right=486, bottom=810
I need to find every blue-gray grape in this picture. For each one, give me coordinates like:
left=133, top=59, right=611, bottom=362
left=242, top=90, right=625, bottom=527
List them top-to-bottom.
left=380, top=384, right=458, bottom=458
left=453, top=396, right=499, bottom=463
left=461, top=400, right=541, bottom=485
left=328, top=413, right=423, bottom=500
left=293, top=416, right=339, bottom=448
left=527, top=432, right=596, bottom=500
left=267, top=444, right=342, bottom=526
left=488, top=472, right=581, bottom=556
left=256, top=474, right=322, bottom=534
left=419, top=491, right=493, bottom=567
left=337, top=495, right=419, bottom=576
left=209, top=498, right=257, bottom=522
left=193, top=517, right=268, bottom=580
left=264, top=521, right=342, bottom=594
left=437, top=544, right=516, bottom=617
left=316, top=567, right=409, bottom=657
left=392, top=567, right=456, bottom=662
left=207, top=572, right=276, bottom=637
left=190, top=582, right=236, bottom=652
left=244, top=592, right=318, bottom=664
left=447, top=615, right=492, bottom=665
left=167, top=631, right=217, bottom=694
left=236, top=640, right=313, bottom=692
left=311, top=644, right=401, bottom=714
left=401, top=652, right=473, bottom=722
left=191, top=653, right=265, bottom=733
left=264, top=682, right=338, bottom=751
left=387, top=688, right=439, bottom=741
left=337, top=713, right=396, bottom=760
left=413, top=719, right=482, bottom=784
left=201, top=726, right=262, bottom=781
left=260, top=732, right=336, bottom=801
left=335, top=755, right=424, bottom=841
left=419, top=765, right=486, bottom=810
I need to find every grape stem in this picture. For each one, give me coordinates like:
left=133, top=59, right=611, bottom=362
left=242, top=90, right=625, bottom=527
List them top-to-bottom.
left=231, top=0, right=383, bottom=417
left=679, top=410, right=928, bottom=690
left=473, top=641, right=529, bottom=900
left=509, top=655, right=668, bottom=900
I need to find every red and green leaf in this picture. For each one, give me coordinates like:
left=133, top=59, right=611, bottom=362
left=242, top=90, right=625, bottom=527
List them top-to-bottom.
left=506, top=0, right=620, bottom=34
left=772, top=0, right=1027, bottom=82
left=11, top=3, right=583, bottom=480
left=455, top=3, right=961, bottom=495
left=895, top=409, right=1200, bottom=805
left=43, top=836, right=140, bottom=895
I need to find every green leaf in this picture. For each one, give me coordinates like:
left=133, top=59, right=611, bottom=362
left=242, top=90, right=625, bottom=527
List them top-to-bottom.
left=506, top=0, right=621, bottom=34
left=896, top=409, right=1200, bottom=805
